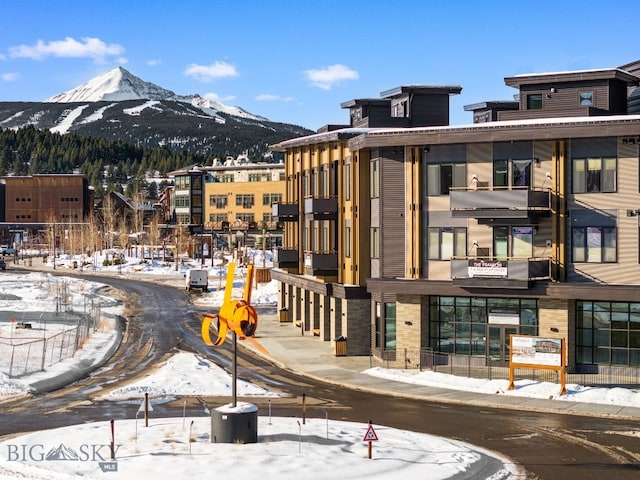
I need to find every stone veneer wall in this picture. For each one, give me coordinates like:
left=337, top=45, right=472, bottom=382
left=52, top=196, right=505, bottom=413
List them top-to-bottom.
left=319, top=294, right=331, bottom=341
left=395, top=294, right=423, bottom=352
left=538, top=297, right=574, bottom=370
left=341, top=298, right=371, bottom=355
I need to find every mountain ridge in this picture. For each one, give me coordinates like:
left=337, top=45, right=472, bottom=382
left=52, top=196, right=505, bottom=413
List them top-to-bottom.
left=0, top=68, right=312, bottom=158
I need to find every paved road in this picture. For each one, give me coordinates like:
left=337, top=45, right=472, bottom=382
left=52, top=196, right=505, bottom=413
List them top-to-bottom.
left=2, top=269, right=639, bottom=479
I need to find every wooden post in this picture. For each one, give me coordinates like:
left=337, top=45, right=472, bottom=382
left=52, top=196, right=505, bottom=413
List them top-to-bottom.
left=144, top=392, right=149, bottom=427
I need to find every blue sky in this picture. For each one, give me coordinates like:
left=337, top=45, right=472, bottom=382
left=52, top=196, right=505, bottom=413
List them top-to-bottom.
left=1, top=0, right=640, bottom=131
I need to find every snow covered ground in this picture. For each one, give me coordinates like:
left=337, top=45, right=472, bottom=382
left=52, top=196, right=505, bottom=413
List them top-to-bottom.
left=0, top=248, right=638, bottom=478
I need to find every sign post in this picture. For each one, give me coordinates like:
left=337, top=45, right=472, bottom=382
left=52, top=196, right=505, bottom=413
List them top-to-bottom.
left=363, top=421, right=379, bottom=459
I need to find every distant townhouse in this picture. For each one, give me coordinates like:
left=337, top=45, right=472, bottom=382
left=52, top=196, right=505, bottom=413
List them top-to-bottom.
left=271, top=60, right=640, bottom=379
left=168, top=159, right=285, bottom=252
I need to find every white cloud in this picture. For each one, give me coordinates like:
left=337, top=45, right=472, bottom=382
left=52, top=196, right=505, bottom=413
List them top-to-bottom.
left=8, top=37, right=125, bottom=62
left=0, top=53, right=6, bottom=61
left=147, top=59, right=162, bottom=66
left=184, top=61, right=239, bottom=82
left=303, top=64, right=359, bottom=90
left=1, top=72, right=19, bottom=82
left=204, top=92, right=236, bottom=102
left=255, top=94, right=294, bottom=102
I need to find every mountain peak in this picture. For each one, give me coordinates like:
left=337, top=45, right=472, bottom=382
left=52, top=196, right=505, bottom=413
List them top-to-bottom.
left=44, top=67, right=268, bottom=121
left=45, top=67, right=177, bottom=103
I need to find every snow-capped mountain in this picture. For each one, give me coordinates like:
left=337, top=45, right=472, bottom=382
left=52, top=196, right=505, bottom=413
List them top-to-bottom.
left=0, top=67, right=312, bottom=157
left=46, top=67, right=268, bottom=122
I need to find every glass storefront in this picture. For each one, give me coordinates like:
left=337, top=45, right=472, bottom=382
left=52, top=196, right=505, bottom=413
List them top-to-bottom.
left=429, top=296, right=538, bottom=357
left=576, top=301, right=640, bottom=366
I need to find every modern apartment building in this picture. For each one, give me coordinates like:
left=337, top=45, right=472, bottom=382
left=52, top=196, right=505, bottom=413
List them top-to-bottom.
left=271, top=60, right=640, bottom=377
left=168, top=160, right=285, bottom=250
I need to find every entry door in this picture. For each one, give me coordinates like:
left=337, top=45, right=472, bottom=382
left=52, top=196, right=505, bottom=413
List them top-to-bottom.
left=487, top=325, right=518, bottom=366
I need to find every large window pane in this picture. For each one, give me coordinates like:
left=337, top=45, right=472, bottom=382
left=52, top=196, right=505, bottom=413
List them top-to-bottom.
left=586, top=158, right=602, bottom=192
left=602, top=158, right=616, bottom=192
left=573, top=159, right=586, bottom=193
left=494, top=160, right=508, bottom=187
left=512, top=160, right=531, bottom=187
left=427, top=164, right=440, bottom=195
left=512, top=227, right=533, bottom=257
left=586, top=227, right=602, bottom=263
left=428, top=228, right=440, bottom=260
left=441, top=228, right=454, bottom=259
left=454, top=228, right=467, bottom=257
left=572, top=228, right=586, bottom=262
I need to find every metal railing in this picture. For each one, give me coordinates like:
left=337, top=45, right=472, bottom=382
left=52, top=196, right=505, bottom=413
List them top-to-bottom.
left=373, top=348, right=640, bottom=387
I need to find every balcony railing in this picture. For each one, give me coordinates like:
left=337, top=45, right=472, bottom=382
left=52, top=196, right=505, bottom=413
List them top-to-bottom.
left=450, top=187, right=550, bottom=223
left=303, top=196, right=338, bottom=220
left=272, top=203, right=299, bottom=221
left=273, top=248, right=299, bottom=268
left=304, top=251, right=338, bottom=275
left=451, top=257, right=551, bottom=288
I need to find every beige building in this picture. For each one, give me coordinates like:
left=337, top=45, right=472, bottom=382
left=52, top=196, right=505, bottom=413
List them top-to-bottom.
left=271, top=60, right=640, bottom=381
left=169, top=160, right=285, bottom=250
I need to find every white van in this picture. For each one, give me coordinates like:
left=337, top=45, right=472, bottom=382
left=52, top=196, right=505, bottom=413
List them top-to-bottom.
left=185, top=269, right=209, bottom=292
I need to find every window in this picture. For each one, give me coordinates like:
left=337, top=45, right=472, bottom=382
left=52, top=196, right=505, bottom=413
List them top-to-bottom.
left=579, top=91, right=594, bottom=106
left=527, top=94, right=543, bottom=110
left=572, top=157, right=616, bottom=193
left=370, top=158, right=379, bottom=198
left=493, top=159, right=533, bottom=188
left=344, top=161, right=351, bottom=201
left=427, top=163, right=466, bottom=195
left=218, top=174, right=234, bottom=183
left=249, top=174, right=266, bottom=182
left=263, top=193, right=282, bottom=206
left=235, top=194, right=254, bottom=208
left=209, top=195, right=227, bottom=208
left=209, top=213, right=228, bottom=222
left=236, top=213, right=254, bottom=223
left=345, top=222, right=351, bottom=258
left=494, top=226, right=533, bottom=259
left=572, top=226, right=617, bottom=263
left=371, top=227, right=379, bottom=259
left=428, top=227, right=466, bottom=260
left=430, top=296, right=538, bottom=356
left=576, top=301, right=640, bottom=366
left=374, top=302, right=397, bottom=350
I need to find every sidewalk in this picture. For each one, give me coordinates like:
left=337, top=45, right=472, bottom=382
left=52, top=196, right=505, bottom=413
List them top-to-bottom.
left=245, top=311, right=640, bottom=421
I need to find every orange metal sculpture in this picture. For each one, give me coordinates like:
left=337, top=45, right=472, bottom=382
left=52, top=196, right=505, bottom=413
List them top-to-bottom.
left=201, top=262, right=267, bottom=353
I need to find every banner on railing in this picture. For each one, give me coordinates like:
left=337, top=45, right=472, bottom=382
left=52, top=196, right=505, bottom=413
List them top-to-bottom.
left=467, top=259, right=507, bottom=278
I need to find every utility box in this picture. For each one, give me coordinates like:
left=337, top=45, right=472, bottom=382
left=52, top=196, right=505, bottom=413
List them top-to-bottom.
left=279, top=308, right=290, bottom=322
left=333, top=336, right=347, bottom=356
left=211, top=403, right=258, bottom=444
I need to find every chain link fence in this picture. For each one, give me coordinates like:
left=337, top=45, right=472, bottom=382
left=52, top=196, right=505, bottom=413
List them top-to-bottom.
left=0, top=281, right=104, bottom=378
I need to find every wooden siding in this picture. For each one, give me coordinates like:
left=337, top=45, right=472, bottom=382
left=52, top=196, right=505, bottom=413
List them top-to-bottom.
left=566, top=139, right=640, bottom=284
left=379, top=148, right=405, bottom=278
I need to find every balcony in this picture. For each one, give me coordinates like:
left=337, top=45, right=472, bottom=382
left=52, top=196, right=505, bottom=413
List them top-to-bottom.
left=450, top=188, right=550, bottom=224
left=304, top=196, right=338, bottom=220
left=272, top=203, right=299, bottom=222
left=273, top=248, right=299, bottom=269
left=304, top=251, right=338, bottom=276
left=451, top=257, right=551, bottom=289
